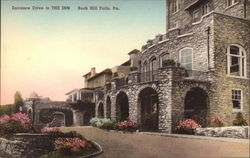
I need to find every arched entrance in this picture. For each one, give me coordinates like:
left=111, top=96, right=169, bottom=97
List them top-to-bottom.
left=139, top=87, right=159, bottom=131
left=184, top=87, right=209, bottom=127
left=116, top=92, right=129, bottom=121
left=106, top=96, right=111, bottom=118
left=97, top=103, right=104, bottom=118
left=83, top=112, right=92, bottom=125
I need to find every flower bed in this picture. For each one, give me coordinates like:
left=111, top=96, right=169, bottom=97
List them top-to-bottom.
left=90, top=118, right=138, bottom=132
left=176, top=119, right=201, bottom=134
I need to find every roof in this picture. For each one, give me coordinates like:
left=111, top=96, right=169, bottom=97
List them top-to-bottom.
left=185, top=0, right=206, bottom=11
left=128, top=49, right=140, bottom=55
left=120, top=59, right=131, bottom=66
left=87, top=68, right=112, bottom=81
left=83, top=72, right=91, bottom=77
left=65, top=89, right=79, bottom=95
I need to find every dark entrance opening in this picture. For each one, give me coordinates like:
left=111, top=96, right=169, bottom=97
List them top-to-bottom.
left=139, top=87, right=159, bottom=131
left=184, top=87, right=208, bottom=127
left=116, top=92, right=129, bottom=121
left=106, top=96, right=111, bottom=118
left=97, top=103, right=104, bottom=118
left=83, top=112, right=92, bottom=125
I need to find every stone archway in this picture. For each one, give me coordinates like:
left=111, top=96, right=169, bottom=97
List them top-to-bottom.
left=138, top=87, right=159, bottom=131
left=184, top=87, right=209, bottom=127
left=116, top=91, right=129, bottom=121
left=106, top=96, right=111, bottom=118
left=97, top=102, right=104, bottom=118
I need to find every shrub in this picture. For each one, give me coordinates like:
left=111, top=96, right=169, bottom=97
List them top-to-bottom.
left=162, top=59, right=176, bottom=67
left=130, top=67, right=138, bottom=71
left=0, top=104, right=17, bottom=117
left=0, top=112, right=31, bottom=138
left=233, top=112, right=248, bottom=126
left=210, top=116, right=224, bottom=127
left=89, top=118, right=116, bottom=130
left=176, top=119, right=201, bottom=134
left=115, top=120, right=138, bottom=132
left=41, top=127, right=62, bottom=133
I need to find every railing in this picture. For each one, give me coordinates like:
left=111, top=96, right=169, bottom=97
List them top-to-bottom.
left=140, top=70, right=159, bottom=83
left=184, top=70, right=209, bottom=80
left=115, top=78, right=128, bottom=88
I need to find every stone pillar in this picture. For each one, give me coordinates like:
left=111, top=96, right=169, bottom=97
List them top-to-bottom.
left=157, top=67, right=185, bottom=133
left=127, top=85, right=139, bottom=123
left=110, top=93, right=117, bottom=120
left=73, top=110, right=83, bottom=126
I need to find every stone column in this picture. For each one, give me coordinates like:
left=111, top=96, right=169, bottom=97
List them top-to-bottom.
left=127, top=85, right=139, bottom=123
left=110, top=93, right=117, bottom=120
left=73, top=110, right=83, bottom=126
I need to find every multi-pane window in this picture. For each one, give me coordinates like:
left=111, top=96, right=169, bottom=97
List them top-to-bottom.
left=172, top=0, right=179, bottom=13
left=227, top=0, right=238, bottom=7
left=227, top=45, right=246, bottom=77
left=179, top=48, right=193, bottom=70
left=160, top=53, right=170, bottom=67
left=232, top=89, right=242, bottom=110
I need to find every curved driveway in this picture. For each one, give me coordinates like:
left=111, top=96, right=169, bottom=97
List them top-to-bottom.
left=61, top=127, right=249, bottom=158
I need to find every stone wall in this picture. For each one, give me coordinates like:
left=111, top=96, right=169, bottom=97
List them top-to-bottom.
left=211, top=13, right=250, bottom=125
left=195, top=126, right=249, bottom=139
left=0, top=134, right=54, bottom=158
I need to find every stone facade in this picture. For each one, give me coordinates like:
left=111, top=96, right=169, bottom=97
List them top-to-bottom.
left=89, top=0, right=250, bottom=133
left=0, top=134, right=54, bottom=158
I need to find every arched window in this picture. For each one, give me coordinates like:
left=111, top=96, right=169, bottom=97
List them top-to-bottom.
left=227, top=44, right=246, bottom=77
left=179, top=48, right=193, bottom=70
left=160, top=53, right=170, bottom=67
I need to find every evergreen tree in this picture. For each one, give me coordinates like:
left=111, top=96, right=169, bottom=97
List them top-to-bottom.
left=14, top=91, right=24, bottom=112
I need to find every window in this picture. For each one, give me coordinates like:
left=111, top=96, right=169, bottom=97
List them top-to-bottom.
left=172, top=0, right=179, bottom=13
left=227, top=0, right=238, bottom=7
left=203, top=3, right=210, bottom=15
left=193, top=9, right=200, bottom=22
left=170, top=21, right=178, bottom=29
left=227, top=45, right=246, bottom=77
left=179, top=48, right=193, bottom=70
left=160, top=53, right=170, bottom=67
left=232, top=89, right=242, bottom=111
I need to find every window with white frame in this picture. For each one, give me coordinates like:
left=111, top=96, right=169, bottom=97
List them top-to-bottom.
left=172, top=0, right=179, bottom=13
left=227, top=0, right=238, bottom=7
left=227, top=44, right=246, bottom=77
left=179, top=48, right=193, bottom=70
left=160, top=53, right=170, bottom=67
left=232, top=89, right=242, bottom=110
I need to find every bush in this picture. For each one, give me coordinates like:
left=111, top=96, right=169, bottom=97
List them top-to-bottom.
left=162, top=59, right=176, bottom=67
left=233, top=112, right=248, bottom=126
left=0, top=113, right=31, bottom=138
left=210, top=116, right=224, bottom=127
left=89, top=118, right=116, bottom=130
left=176, top=119, right=201, bottom=134
left=115, top=120, right=138, bottom=132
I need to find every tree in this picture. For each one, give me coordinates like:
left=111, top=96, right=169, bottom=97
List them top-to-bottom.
left=14, top=91, right=24, bottom=112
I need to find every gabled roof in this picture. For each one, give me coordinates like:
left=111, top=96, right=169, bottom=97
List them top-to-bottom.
left=128, top=49, right=140, bottom=55
left=120, top=59, right=131, bottom=66
left=87, top=68, right=112, bottom=81
left=83, top=72, right=91, bottom=77
left=65, top=89, right=79, bottom=95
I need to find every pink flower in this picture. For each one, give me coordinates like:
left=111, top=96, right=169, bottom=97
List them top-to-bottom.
left=11, top=112, right=31, bottom=124
left=0, top=115, right=11, bottom=124
left=41, top=127, right=62, bottom=133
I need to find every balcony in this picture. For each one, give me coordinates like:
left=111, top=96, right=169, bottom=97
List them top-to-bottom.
left=140, top=70, right=159, bottom=83
left=184, top=70, right=210, bottom=81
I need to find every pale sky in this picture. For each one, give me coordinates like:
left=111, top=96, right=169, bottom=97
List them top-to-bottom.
left=1, top=0, right=166, bottom=104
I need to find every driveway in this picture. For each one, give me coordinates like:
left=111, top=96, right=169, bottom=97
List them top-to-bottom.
left=61, top=126, right=249, bottom=158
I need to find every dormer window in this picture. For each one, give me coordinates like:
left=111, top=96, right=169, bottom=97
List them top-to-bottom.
left=227, top=0, right=238, bottom=7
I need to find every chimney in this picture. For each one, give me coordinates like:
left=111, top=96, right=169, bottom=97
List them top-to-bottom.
left=91, top=67, right=96, bottom=77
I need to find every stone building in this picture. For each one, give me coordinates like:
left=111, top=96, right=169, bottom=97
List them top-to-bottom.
left=25, top=0, right=249, bottom=133
left=78, top=0, right=250, bottom=133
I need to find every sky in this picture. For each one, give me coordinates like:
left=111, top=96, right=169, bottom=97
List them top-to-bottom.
left=1, top=0, right=166, bottom=104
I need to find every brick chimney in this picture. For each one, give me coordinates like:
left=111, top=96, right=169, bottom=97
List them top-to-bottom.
left=90, top=67, right=96, bottom=77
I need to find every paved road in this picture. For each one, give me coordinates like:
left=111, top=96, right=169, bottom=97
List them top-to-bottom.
left=61, top=127, right=249, bottom=158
